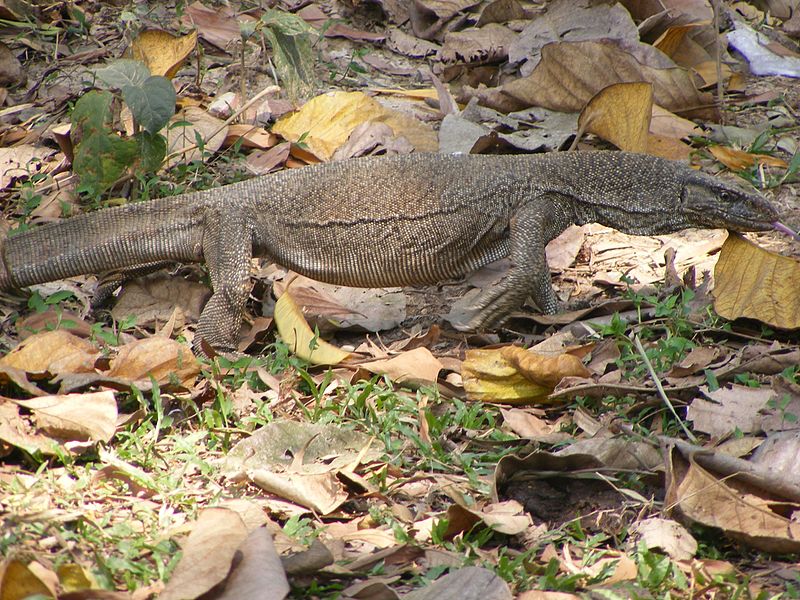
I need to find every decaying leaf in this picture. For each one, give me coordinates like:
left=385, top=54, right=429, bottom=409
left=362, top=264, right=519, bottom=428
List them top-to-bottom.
left=577, top=82, right=653, bottom=152
left=713, top=233, right=800, bottom=330
left=274, top=292, right=351, bottom=365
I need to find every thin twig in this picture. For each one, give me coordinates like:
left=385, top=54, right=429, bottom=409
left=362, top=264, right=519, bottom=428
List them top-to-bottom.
left=163, top=84, right=280, bottom=165
left=632, top=333, right=698, bottom=443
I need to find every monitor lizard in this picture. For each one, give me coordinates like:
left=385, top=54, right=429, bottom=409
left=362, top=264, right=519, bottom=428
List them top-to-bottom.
left=0, top=151, right=784, bottom=354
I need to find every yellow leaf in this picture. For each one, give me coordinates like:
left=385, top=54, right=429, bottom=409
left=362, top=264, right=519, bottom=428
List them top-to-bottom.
left=128, top=29, right=198, bottom=79
left=578, top=82, right=653, bottom=153
left=273, top=91, right=437, bottom=161
left=709, top=146, right=788, bottom=171
left=713, top=233, right=800, bottom=329
left=274, top=293, right=350, bottom=365
left=501, top=346, right=591, bottom=387
left=461, top=347, right=588, bottom=405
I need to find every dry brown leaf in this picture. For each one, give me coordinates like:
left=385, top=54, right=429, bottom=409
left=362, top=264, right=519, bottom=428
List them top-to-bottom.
left=507, top=0, right=639, bottom=76
left=181, top=1, right=251, bottom=50
left=439, top=23, right=517, bottom=65
left=128, top=29, right=197, bottom=79
left=475, top=39, right=715, bottom=120
left=577, top=82, right=653, bottom=152
left=273, top=91, right=437, bottom=161
left=650, top=104, right=700, bottom=139
left=166, top=106, right=228, bottom=167
left=222, top=123, right=279, bottom=150
left=646, top=134, right=693, bottom=160
left=246, top=141, right=291, bottom=175
left=0, top=145, right=56, bottom=190
left=709, top=146, right=789, bottom=171
left=546, top=224, right=585, bottom=271
left=713, top=234, right=800, bottom=330
left=111, top=273, right=210, bottom=329
left=274, top=292, right=351, bottom=365
left=0, top=330, right=100, bottom=375
left=106, top=337, right=200, bottom=388
left=502, top=346, right=591, bottom=388
left=359, top=348, right=443, bottom=386
left=687, top=385, right=774, bottom=437
left=14, top=391, right=117, bottom=443
left=0, top=402, right=57, bottom=454
left=500, top=408, right=556, bottom=439
left=665, top=449, right=800, bottom=553
left=249, top=469, right=349, bottom=515
left=446, top=500, right=532, bottom=538
left=160, top=508, right=250, bottom=600
left=631, top=517, right=698, bottom=561
left=216, top=528, right=289, bottom=600
left=402, top=566, right=511, bottom=600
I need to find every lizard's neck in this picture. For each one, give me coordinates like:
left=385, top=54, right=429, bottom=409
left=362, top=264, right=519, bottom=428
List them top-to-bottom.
left=572, top=200, right=695, bottom=236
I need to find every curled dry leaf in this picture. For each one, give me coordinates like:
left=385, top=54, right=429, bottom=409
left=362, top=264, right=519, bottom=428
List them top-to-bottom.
left=128, top=29, right=197, bottom=78
left=577, top=82, right=653, bottom=153
left=709, top=145, right=788, bottom=171
left=713, top=233, right=800, bottom=330
left=274, top=292, right=351, bottom=365
left=462, top=346, right=590, bottom=404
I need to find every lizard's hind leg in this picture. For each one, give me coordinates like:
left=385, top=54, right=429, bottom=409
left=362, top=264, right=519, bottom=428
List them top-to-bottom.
left=195, top=213, right=254, bottom=355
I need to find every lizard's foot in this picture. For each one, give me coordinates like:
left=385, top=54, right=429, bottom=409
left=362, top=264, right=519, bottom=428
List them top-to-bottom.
left=467, top=277, right=559, bottom=330
left=468, top=286, right=529, bottom=330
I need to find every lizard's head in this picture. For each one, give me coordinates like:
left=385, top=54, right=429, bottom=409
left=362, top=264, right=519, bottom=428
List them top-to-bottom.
left=680, top=171, right=779, bottom=231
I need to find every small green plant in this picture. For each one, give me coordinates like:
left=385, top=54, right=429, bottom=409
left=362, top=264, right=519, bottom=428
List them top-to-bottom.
left=70, top=59, right=176, bottom=201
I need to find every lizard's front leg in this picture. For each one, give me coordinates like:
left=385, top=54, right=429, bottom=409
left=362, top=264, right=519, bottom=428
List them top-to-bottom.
left=469, top=195, right=573, bottom=329
left=195, top=212, right=253, bottom=355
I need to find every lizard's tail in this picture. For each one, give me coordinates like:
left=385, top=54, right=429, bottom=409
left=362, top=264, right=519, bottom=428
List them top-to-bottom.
left=3, top=194, right=208, bottom=289
left=0, top=233, right=11, bottom=291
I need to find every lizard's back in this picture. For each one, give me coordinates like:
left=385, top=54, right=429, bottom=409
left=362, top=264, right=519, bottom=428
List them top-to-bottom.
left=249, top=153, right=531, bottom=287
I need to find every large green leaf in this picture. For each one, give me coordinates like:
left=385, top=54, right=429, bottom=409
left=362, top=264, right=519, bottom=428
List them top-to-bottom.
left=95, top=59, right=150, bottom=90
left=122, top=75, right=176, bottom=134
left=71, top=90, right=138, bottom=197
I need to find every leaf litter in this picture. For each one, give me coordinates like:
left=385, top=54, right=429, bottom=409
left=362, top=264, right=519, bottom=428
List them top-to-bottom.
left=1, top=0, right=800, bottom=598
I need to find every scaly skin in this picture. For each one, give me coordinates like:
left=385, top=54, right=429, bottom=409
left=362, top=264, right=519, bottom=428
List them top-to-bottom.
left=0, top=152, right=781, bottom=354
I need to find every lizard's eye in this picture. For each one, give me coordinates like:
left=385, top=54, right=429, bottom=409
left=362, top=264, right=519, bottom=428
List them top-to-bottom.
left=719, top=190, right=732, bottom=202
